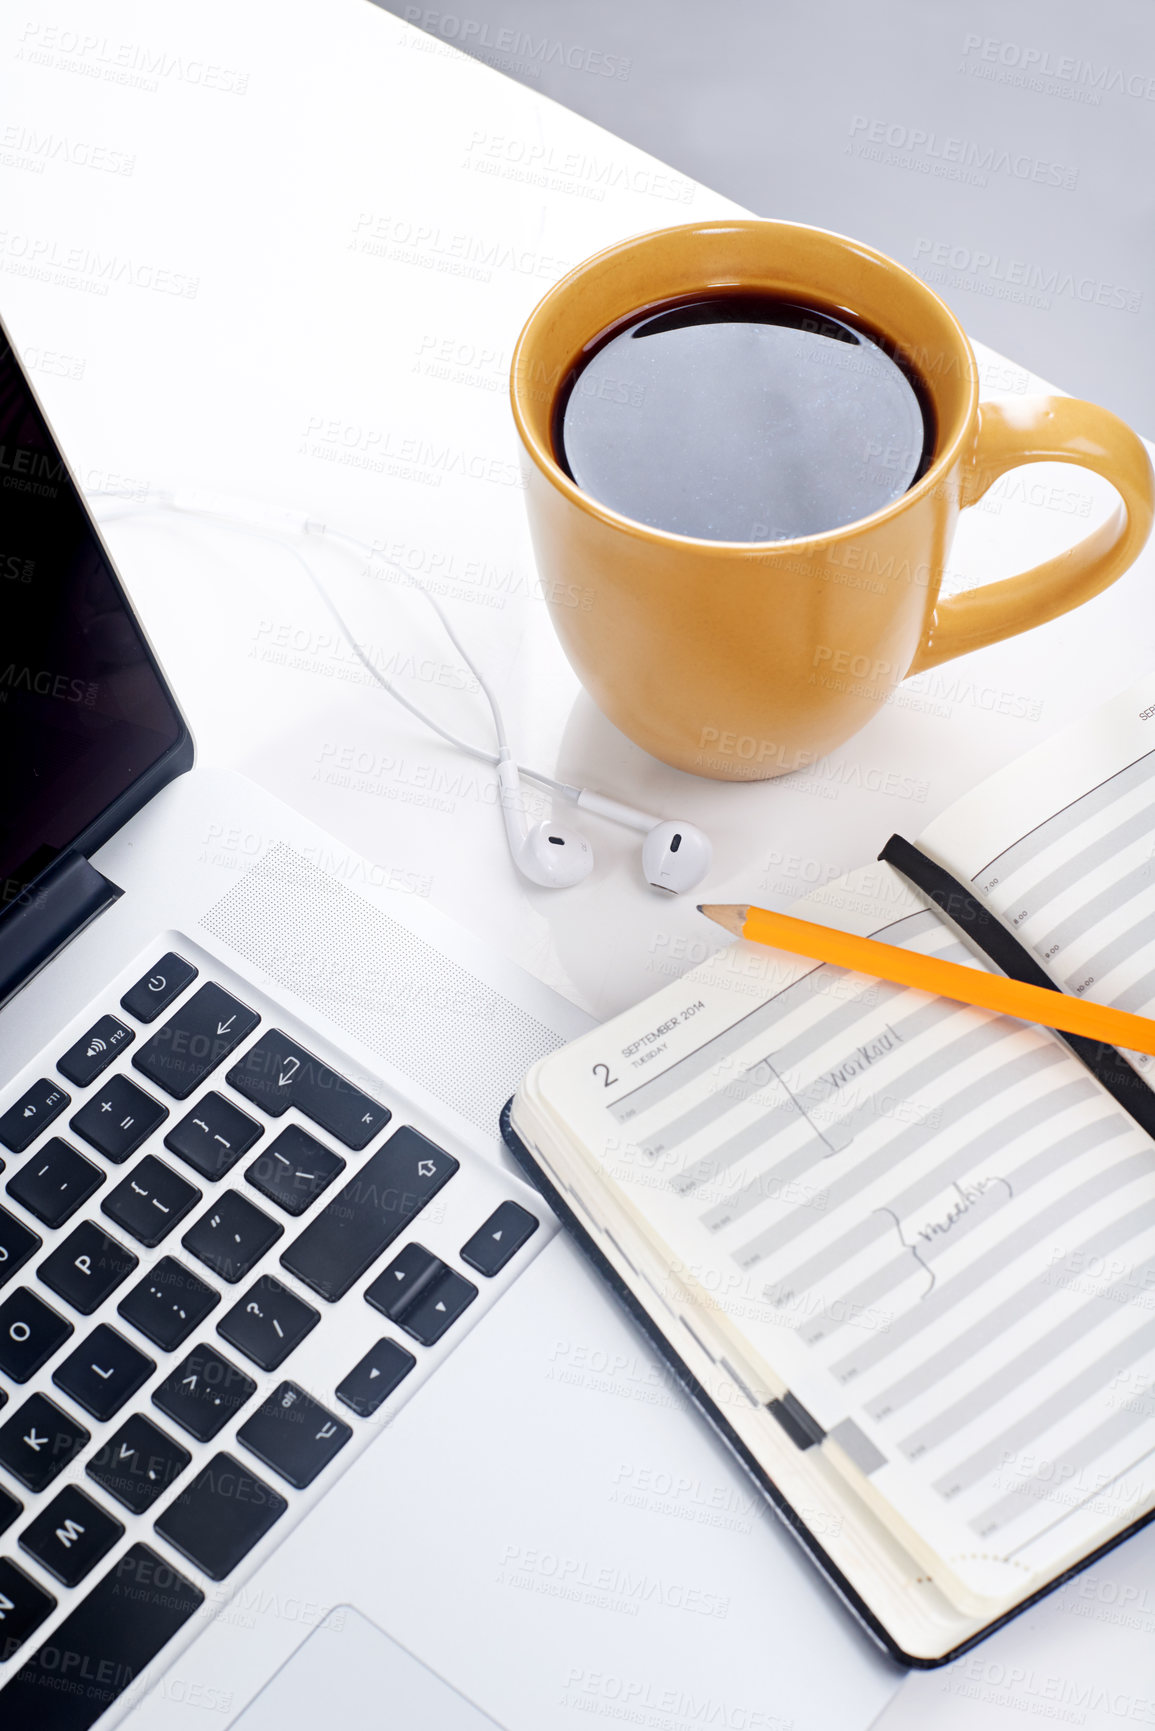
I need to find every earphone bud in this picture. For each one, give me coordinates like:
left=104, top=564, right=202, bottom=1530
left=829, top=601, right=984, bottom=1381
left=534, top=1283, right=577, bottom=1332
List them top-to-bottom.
left=498, top=755, right=594, bottom=888
left=500, top=766, right=710, bottom=892
left=575, top=791, right=712, bottom=893
left=641, top=820, right=713, bottom=895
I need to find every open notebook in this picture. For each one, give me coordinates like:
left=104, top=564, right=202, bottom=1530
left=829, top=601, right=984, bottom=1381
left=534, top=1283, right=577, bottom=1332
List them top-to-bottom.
left=503, top=673, right=1155, bottom=1666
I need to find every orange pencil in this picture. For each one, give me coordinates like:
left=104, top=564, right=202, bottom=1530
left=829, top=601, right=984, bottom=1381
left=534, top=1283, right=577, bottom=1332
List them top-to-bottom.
left=699, top=903, right=1155, bottom=1057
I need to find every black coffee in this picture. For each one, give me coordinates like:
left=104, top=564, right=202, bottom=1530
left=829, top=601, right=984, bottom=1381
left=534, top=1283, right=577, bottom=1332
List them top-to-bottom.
left=555, top=293, right=933, bottom=543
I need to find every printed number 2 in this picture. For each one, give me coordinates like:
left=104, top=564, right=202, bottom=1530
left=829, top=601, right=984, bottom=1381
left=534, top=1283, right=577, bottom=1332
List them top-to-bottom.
left=592, top=1063, right=618, bottom=1088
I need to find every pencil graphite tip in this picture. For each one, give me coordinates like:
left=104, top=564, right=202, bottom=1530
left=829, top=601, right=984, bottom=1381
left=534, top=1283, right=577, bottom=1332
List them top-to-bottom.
left=698, top=903, right=748, bottom=938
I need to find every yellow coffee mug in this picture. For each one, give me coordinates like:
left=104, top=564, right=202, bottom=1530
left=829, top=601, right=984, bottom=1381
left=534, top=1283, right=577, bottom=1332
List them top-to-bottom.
left=510, top=220, right=1154, bottom=780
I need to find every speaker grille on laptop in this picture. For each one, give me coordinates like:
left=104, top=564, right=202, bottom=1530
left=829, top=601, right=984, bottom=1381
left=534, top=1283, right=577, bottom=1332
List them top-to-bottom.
left=199, top=844, right=562, bottom=1132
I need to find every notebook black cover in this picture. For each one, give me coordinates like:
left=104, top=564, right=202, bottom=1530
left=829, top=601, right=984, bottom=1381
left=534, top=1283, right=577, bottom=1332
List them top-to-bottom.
left=500, top=1098, right=1155, bottom=1668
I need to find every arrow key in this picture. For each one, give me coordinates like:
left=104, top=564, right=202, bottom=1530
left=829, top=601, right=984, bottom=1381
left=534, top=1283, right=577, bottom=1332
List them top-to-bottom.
left=134, top=983, right=259, bottom=1100
left=461, top=1201, right=540, bottom=1278
left=364, top=1242, right=444, bottom=1324
left=366, top=1247, right=477, bottom=1346
left=396, top=1266, right=477, bottom=1346
left=336, top=1338, right=415, bottom=1417
left=87, top=1413, right=190, bottom=1514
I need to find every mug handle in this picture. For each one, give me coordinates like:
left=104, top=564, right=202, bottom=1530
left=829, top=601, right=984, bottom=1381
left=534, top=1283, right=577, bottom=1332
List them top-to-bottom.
left=906, top=396, right=1154, bottom=676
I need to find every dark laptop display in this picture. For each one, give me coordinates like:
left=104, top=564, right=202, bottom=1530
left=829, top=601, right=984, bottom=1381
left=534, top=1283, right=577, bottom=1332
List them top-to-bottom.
left=0, top=323, right=189, bottom=912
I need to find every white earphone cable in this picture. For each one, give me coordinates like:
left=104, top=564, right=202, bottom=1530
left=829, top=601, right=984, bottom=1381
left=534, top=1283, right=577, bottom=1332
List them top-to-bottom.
left=92, top=493, right=577, bottom=800
left=317, top=526, right=511, bottom=755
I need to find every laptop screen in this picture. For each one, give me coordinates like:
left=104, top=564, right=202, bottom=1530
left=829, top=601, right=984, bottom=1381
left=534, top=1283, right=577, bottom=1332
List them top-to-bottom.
left=0, top=324, right=186, bottom=906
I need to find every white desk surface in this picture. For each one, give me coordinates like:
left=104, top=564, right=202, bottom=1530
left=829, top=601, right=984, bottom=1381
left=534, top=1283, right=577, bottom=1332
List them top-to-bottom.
left=5, top=3, right=1155, bottom=1725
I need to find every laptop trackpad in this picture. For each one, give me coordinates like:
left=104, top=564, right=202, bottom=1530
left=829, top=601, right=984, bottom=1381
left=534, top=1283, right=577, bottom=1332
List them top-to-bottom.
left=233, top=1605, right=505, bottom=1729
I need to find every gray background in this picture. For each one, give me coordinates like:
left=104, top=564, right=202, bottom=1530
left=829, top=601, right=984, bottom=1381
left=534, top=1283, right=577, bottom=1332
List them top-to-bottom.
left=373, top=0, right=1154, bottom=433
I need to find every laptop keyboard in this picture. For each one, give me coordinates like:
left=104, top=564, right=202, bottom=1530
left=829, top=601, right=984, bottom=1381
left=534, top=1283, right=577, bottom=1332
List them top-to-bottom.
left=0, top=940, right=541, bottom=1726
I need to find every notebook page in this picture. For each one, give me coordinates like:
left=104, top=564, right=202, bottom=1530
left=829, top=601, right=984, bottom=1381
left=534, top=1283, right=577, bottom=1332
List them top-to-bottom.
left=919, top=671, right=1155, bottom=1080
left=528, top=870, right=1155, bottom=1609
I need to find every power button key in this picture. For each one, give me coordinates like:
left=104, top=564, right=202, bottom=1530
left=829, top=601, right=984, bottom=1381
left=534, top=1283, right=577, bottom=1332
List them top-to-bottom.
left=120, top=953, right=198, bottom=1024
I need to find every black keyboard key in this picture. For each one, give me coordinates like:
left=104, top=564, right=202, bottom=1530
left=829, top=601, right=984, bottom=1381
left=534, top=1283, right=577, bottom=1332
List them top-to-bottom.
left=121, top=951, right=199, bottom=1022
left=134, top=982, right=259, bottom=1101
left=57, top=1015, right=134, bottom=1088
left=228, top=1031, right=390, bottom=1148
left=70, top=1074, right=167, bottom=1163
left=0, top=1079, right=69, bottom=1154
left=164, top=1091, right=261, bottom=1180
left=245, top=1125, right=344, bottom=1216
left=280, top=1127, right=458, bottom=1301
left=7, top=1137, right=102, bottom=1228
left=101, top=1155, right=200, bottom=1247
left=181, top=1191, right=281, bottom=1283
left=461, top=1200, right=539, bottom=1276
left=0, top=1207, right=40, bottom=1289
left=38, top=1222, right=137, bottom=1314
left=364, top=1241, right=444, bottom=1321
left=366, top=1251, right=477, bottom=1344
left=117, top=1256, right=220, bottom=1351
left=400, top=1266, right=476, bottom=1344
left=399, top=1267, right=476, bottom=1344
left=217, top=1276, right=319, bottom=1371
left=0, top=1288, right=71, bottom=1381
left=53, top=1325, right=154, bottom=1422
left=336, top=1338, right=415, bottom=1417
left=153, top=1345, right=255, bottom=1441
left=238, top=1384, right=351, bottom=1489
left=0, top=1393, right=88, bottom=1491
left=87, top=1414, right=190, bottom=1514
left=155, top=1452, right=285, bottom=1581
left=20, top=1483, right=123, bottom=1588
left=0, top=1484, right=21, bottom=1535
left=0, top=1543, right=203, bottom=1726
left=0, top=1556, right=54, bottom=1663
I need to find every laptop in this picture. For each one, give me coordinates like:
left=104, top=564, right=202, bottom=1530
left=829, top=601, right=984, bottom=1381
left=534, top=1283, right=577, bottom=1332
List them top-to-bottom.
left=0, top=323, right=899, bottom=1729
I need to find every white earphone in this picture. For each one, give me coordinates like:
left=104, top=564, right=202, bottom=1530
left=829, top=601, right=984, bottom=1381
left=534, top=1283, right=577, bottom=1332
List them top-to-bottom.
left=93, top=487, right=713, bottom=895
left=497, top=752, right=594, bottom=889
left=494, top=762, right=713, bottom=893
left=573, top=790, right=712, bottom=895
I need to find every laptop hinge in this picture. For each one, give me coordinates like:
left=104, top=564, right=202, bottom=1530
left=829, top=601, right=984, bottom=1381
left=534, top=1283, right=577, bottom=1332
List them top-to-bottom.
left=0, top=849, right=123, bottom=1011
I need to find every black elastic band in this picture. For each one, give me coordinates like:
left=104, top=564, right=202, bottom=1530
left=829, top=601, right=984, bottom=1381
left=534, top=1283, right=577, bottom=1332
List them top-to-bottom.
left=880, top=833, right=1155, bottom=1141
left=767, top=1392, right=826, bottom=1451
